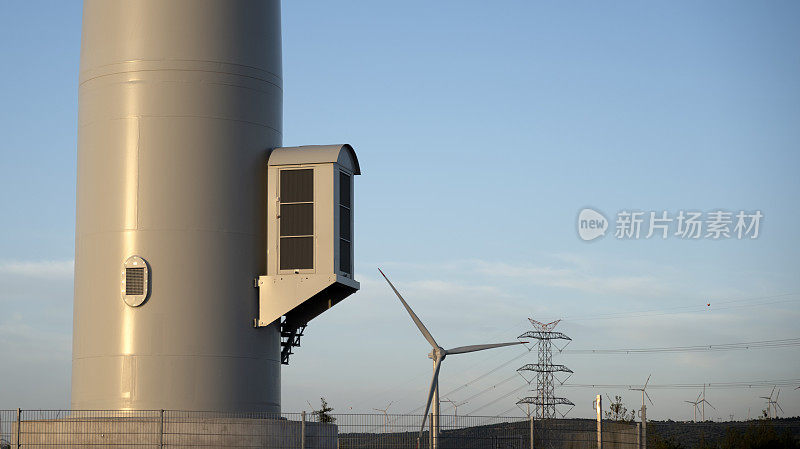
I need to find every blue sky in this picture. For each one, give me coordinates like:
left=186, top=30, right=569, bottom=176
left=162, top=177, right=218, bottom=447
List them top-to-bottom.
left=1, top=1, right=799, bottom=420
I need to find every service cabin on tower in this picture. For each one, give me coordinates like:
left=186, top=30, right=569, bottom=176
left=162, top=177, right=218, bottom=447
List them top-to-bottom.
left=257, top=144, right=361, bottom=364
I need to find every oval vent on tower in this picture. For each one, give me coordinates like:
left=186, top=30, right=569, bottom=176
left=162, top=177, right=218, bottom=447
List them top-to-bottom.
left=122, top=256, right=150, bottom=307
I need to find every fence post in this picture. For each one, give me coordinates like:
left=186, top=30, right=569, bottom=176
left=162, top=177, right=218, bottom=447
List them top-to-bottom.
left=595, top=394, right=602, bottom=449
left=15, top=408, right=21, bottom=449
left=159, top=409, right=164, bottom=449
left=301, top=411, right=306, bottom=449
left=429, top=413, right=433, bottom=449
left=529, top=415, right=534, bottom=449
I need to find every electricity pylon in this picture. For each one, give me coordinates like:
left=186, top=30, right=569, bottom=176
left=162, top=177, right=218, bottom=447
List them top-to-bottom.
left=516, top=318, right=574, bottom=419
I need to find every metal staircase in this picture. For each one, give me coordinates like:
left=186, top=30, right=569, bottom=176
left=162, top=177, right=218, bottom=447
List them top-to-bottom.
left=280, top=319, right=306, bottom=365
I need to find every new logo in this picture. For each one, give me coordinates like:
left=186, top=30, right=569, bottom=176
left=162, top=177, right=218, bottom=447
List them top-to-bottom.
left=577, top=208, right=608, bottom=241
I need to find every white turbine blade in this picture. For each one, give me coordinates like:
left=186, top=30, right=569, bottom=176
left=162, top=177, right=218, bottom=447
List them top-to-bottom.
left=378, top=269, right=438, bottom=349
left=445, top=341, right=526, bottom=355
left=418, top=357, right=443, bottom=440
left=644, top=374, right=651, bottom=390
left=645, top=390, right=654, bottom=406
left=776, top=390, right=780, bottom=401
left=704, top=400, right=717, bottom=411
left=776, top=402, right=784, bottom=413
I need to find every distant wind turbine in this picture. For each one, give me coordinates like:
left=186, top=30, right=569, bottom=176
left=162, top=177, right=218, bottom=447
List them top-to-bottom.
left=379, top=269, right=527, bottom=448
left=629, top=374, right=653, bottom=447
left=630, top=374, right=654, bottom=410
left=698, top=385, right=716, bottom=421
left=760, top=387, right=783, bottom=418
left=760, top=387, right=775, bottom=418
left=684, top=392, right=701, bottom=422
left=442, top=398, right=468, bottom=427
left=372, top=401, right=393, bottom=433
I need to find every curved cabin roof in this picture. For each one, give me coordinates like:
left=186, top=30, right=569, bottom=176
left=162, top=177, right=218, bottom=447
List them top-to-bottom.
left=268, top=144, right=361, bottom=175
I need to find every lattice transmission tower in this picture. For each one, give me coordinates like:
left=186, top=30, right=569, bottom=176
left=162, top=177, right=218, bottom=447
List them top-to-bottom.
left=516, top=318, right=574, bottom=419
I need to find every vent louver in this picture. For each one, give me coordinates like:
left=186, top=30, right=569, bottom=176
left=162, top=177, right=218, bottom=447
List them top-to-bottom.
left=125, top=268, right=145, bottom=295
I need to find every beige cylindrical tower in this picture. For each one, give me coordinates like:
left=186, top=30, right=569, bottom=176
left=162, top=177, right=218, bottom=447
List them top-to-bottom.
left=72, top=0, right=282, bottom=411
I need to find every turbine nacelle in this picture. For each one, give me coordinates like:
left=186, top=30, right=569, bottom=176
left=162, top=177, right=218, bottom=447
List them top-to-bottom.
left=428, top=347, right=446, bottom=362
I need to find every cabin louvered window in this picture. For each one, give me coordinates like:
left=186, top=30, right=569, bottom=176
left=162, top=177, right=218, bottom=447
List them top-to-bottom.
left=280, top=169, right=314, bottom=270
left=339, top=172, right=352, bottom=274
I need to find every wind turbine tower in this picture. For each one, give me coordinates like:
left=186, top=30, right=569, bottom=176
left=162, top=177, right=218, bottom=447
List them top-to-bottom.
left=72, top=0, right=362, bottom=412
left=379, top=269, right=526, bottom=449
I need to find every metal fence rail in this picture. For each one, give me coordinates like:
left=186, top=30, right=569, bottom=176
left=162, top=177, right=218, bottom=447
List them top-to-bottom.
left=0, top=410, right=641, bottom=449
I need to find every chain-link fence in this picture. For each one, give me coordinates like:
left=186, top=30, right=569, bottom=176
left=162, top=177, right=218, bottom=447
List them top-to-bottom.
left=0, top=410, right=642, bottom=449
left=530, top=419, right=639, bottom=449
left=647, top=419, right=800, bottom=448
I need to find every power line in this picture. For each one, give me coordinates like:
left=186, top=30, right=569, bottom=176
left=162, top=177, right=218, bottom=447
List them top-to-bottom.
left=359, top=291, right=797, bottom=413
left=563, top=293, right=799, bottom=322
left=352, top=296, right=533, bottom=413
left=443, top=296, right=800, bottom=411
left=405, top=336, right=799, bottom=414
left=441, top=336, right=799, bottom=415
left=564, top=337, right=800, bottom=354
left=440, top=350, right=530, bottom=398
left=407, top=373, right=521, bottom=415
left=458, top=374, right=519, bottom=405
left=561, top=379, right=800, bottom=390
left=465, top=383, right=530, bottom=416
